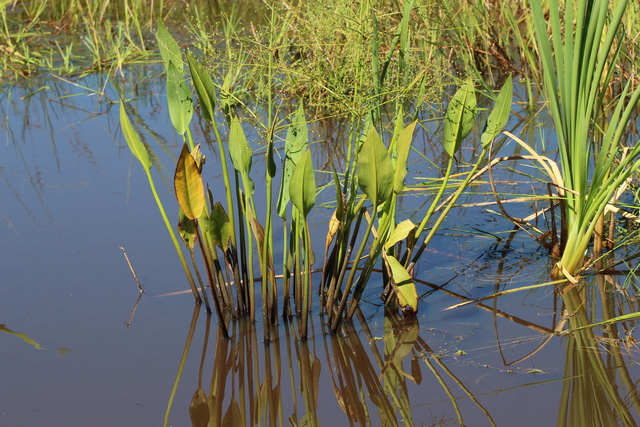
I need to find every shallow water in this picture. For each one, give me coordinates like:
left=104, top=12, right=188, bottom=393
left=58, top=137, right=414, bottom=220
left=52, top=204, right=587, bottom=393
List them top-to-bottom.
left=1, top=70, right=639, bottom=426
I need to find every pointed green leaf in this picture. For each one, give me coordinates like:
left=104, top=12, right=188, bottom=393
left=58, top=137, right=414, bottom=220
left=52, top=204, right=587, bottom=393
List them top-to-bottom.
left=156, top=22, right=183, bottom=74
left=187, top=54, right=217, bottom=122
left=166, top=60, right=193, bottom=136
left=481, top=74, right=513, bottom=148
left=442, top=79, right=476, bottom=157
left=119, top=101, right=151, bottom=170
left=277, top=103, right=309, bottom=218
left=229, top=117, right=255, bottom=197
left=229, top=117, right=252, bottom=174
left=393, top=120, right=417, bottom=193
left=358, top=127, right=393, bottom=206
left=174, top=143, right=205, bottom=220
left=289, top=149, right=316, bottom=219
left=331, top=163, right=345, bottom=222
left=208, top=202, right=231, bottom=251
left=178, top=209, right=196, bottom=250
left=384, top=219, right=416, bottom=251
left=386, top=255, right=418, bottom=313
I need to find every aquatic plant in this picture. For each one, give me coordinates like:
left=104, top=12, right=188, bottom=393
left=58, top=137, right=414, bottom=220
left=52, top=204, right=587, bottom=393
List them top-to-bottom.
left=530, top=0, right=640, bottom=278
left=120, top=21, right=515, bottom=339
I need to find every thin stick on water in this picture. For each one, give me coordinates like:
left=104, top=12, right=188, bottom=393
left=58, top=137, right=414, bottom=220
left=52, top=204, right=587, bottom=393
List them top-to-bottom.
left=120, top=246, right=144, bottom=293
left=126, top=293, right=143, bottom=328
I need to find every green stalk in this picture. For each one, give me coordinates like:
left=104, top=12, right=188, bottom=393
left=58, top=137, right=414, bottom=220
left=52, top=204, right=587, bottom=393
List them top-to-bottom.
left=407, top=148, right=488, bottom=274
left=144, top=166, right=201, bottom=302
left=331, top=200, right=377, bottom=334
left=300, top=219, right=313, bottom=340
left=194, top=221, right=229, bottom=338
left=163, top=303, right=200, bottom=427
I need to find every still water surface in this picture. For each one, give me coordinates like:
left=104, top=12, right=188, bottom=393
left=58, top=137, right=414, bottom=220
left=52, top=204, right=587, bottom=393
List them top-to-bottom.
left=1, top=70, right=638, bottom=426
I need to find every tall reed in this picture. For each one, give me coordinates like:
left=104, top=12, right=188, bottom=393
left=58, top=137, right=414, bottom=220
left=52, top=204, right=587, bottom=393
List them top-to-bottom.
left=531, top=0, right=640, bottom=278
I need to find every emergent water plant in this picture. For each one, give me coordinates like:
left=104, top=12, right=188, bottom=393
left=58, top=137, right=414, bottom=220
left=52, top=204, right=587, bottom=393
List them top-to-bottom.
left=531, top=0, right=640, bottom=279
left=119, top=24, right=513, bottom=339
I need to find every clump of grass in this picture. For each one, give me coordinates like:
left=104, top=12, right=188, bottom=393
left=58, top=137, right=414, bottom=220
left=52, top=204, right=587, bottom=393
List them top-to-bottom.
left=530, top=0, right=640, bottom=278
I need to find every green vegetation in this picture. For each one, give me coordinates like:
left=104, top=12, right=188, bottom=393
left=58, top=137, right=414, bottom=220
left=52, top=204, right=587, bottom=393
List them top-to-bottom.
left=4, top=0, right=640, bottom=340
left=120, top=20, right=513, bottom=338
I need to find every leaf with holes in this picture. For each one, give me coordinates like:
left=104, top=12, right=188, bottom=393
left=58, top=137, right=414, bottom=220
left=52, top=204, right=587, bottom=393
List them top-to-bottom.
left=166, top=60, right=193, bottom=136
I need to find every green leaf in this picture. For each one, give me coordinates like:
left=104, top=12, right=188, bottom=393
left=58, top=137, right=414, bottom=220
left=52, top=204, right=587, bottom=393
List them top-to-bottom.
left=156, top=22, right=183, bottom=74
left=187, top=54, right=217, bottom=123
left=166, top=60, right=193, bottom=136
left=481, top=74, right=513, bottom=148
left=442, top=79, right=476, bottom=157
left=119, top=100, right=151, bottom=170
left=277, top=103, right=309, bottom=218
left=229, top=117, right=255, bottom=197
left=229, top=117, right=252, bottom=174
left=393, top=120, right=417, bottom=193
left=357, top=127, right=393, bottom=206
left=174, top=143, right=205, bottom=220
left=289, top=149, right=316, bottom=219
left=331, top=163, right=345, bottom=222
left=208, top=202, right=231, bottom=251
left=178, top=209, right=196, bottom=250
left=384, top=219, right=416, bottom=251
left=386, top=255, right=418, bottom=313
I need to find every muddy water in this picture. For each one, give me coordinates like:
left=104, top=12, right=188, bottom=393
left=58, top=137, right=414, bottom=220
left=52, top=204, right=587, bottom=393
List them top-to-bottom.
left=1, top=71, right=638, bottom=426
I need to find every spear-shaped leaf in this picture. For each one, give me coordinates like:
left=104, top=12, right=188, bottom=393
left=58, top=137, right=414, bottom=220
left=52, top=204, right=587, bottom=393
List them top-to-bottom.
left=156, top=21, right=183, bottom=74
left=187, top=53, right=217, bottom=123
left=166, top=60, right=193, bottom=136
left=481, top=74, right=513, bottom=148
left=442, top=79, right=476, bottom=157
left=119, top=100, right=151, bottom=170
left=277, top=103, right=308, bottom=218
left=229, top=117, right=255, bottom=196
left=393, top=121, right=417, bottom=193
left=358, top=127, right=393, bottom=206
left=175, top=143, right=205, bottom=220
left=289, top=149, right=316, bottom=219
left=208, top=202, right=231, bottom=251
left=178, top=209, right=196, bottom=250
left=384, top=219, right=416, bottom=251
left=386, top=255, right=418, bottom=313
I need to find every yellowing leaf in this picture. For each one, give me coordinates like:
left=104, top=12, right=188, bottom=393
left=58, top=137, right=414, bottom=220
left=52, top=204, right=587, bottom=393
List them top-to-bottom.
left=174, top=143, right=205, bottom=220
left=384, top=219, right=416, bottom=251
left=386, top=255, right=418, bottom=313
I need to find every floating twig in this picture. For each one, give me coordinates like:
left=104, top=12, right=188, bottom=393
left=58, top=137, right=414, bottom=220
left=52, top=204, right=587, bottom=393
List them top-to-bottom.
left=120, top=246, right=144, bottom=293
